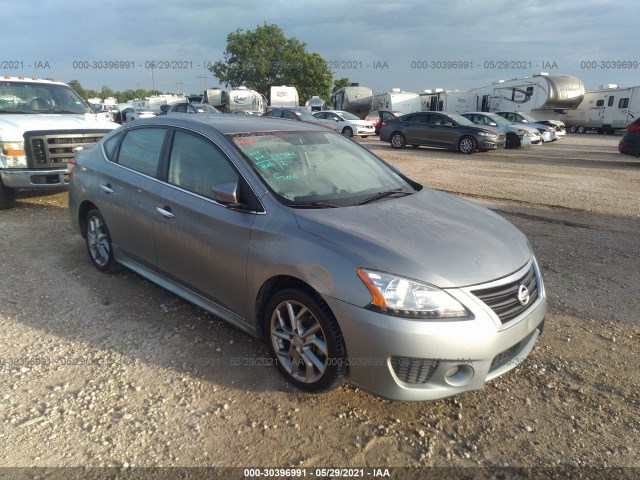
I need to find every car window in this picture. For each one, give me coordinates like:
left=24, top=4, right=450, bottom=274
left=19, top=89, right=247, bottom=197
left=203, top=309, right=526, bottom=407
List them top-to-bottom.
left=266, top=110, right=280, bottom=118
left=282, top=111, right=297, bottom=120
left=314, top=112, right=326, bottom=119
left=382, top=112, right=393, bottom=120
left=401, top=114, right=416, bottom=123
left=416, top=114, right=430, bottom=124
left=431, top=115, right=446, bottom=126
left=117, top=128, right=166, bottom=177
left=103, top=131, right=123, bottom=161
left=168, top=131, right=239, bottom=200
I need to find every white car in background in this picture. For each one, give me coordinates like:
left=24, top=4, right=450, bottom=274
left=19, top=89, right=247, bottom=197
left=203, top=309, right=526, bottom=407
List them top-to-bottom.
left=120, top=107, right=156, bottom=123
left=313, top=110, right=375, bottom=138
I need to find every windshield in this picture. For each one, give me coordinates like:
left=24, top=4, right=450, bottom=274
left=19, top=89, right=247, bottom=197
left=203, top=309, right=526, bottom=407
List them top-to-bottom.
left=0, top=80, right=90, bottom=114
left=195, top=104, right=219, bottom=113
left=293, top=111, right=319, bottom=122
left=338, top=111, right=361, bottom=120
left=518, top=112, right=537, bottom=123
left=445, top=113, right=475, bottom=126
left=484, top=114, right=512, bottom=127
left=230, top=130, right=417, bottom=206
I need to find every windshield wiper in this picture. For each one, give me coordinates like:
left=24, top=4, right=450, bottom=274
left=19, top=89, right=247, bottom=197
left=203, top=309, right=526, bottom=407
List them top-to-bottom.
left=356, top=189, right=414, bottom=205
left=287, top=201, right=339, bottom=209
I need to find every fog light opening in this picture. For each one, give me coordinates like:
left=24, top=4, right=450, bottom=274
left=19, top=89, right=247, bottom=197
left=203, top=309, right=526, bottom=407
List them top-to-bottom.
left=444, top=364, right=474, bottom=386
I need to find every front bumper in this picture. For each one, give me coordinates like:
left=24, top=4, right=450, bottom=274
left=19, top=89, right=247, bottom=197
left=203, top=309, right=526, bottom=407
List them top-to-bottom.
left=356, top=126, right=375, bottom=136
left=478, top=139, right=506, bottom=151
left=1, top=168, right=69, bottom=189
left=323, top=261, right=547, bottom=401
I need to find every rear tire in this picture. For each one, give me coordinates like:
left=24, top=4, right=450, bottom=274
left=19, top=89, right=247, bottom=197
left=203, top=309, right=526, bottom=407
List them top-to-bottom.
left=577, top=126, right=586, bottom=134
left=390, top=132, right=406, bottom=149
left=458, top=136, right=476, bottom=154
left=0, top=180, right=16, bottom=210
left=84, top=209, right=120, bottom=273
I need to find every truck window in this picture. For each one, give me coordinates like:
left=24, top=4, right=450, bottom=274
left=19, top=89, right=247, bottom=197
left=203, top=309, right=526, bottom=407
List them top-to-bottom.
left=608, top=96, right=615, bottom=107
left=618, top=98, right=629, bottom=109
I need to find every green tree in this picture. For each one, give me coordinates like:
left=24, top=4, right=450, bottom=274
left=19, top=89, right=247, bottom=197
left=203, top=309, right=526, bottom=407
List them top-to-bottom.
left=210, top=23, right=332, bottom=105
left=332, top=77, right=351, bottom=93
left=67, top=80, right=86, bottom=99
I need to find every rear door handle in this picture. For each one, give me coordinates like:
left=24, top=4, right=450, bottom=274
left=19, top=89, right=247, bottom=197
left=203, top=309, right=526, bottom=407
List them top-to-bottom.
left=100, top=183, right=114, bottom=194
left=155, top=206, right=176, bottom=219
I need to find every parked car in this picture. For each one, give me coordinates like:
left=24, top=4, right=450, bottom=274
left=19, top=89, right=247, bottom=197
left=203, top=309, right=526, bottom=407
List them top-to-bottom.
left=167, top=103, right=220, bottom=114
left=157, top=104, right=172, bottom=116
left=120, top=107, right=156, bottom=123
left=263, top=108, right=340, bottom=132
left=232, top=110, right=263, bottom=116
left=312, top=110, right=375, bottom=137
left=365, top=110, right=404, bottom=135
left=380, top=111, right=506, bottom=154
left=461, top=112, right=542, bottom=148
left=494, top=112, right=558, bottom=142
left=68, top=115, right=546, bottom=401
left=618, top=117, right=640, bottom=157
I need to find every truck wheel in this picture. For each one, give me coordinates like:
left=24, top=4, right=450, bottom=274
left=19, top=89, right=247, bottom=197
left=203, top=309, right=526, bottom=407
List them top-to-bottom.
left=569, top=126, right=576, bottom=133
left=577, top=126, right=586, bottom=134
left=458, top=136, right=477, bottom=154
left=0, top=180, right=16, bottom=210
left=84, top=209, right=120, bottom=272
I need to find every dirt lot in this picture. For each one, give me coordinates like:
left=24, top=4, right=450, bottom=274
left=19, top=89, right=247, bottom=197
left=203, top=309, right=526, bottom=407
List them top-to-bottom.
left=1, top=133, right=639, bottom=478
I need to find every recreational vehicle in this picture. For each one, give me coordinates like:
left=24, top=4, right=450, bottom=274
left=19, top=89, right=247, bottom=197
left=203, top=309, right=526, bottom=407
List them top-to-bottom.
left=472, top=73, right=585, bottom=121
left=331, top=84, right=373, bottom=118
left=563, top=84, right=640, bottom=133
left=270, top=85, right=299, bottom=108
left=227, top=86, right=266, bottom=113
left=204, top=88, right=226, bottom=108
left=373, top=88, right=421, bottom=115
left=420, top=89, right=478, bottom=114
left=305, top=95, right=327, bottom=112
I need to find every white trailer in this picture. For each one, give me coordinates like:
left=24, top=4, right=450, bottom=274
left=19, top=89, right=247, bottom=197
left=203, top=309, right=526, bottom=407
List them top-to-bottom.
left=471, top=73, right=585, bottom=121
left=331, top=84, right=373, bottom=118
left=563, top=84, right=640, bottom=133
left=270, top=85, right=299, bottom=108
left=227, top=86, right=266, bottom=113
left=204, top=88, right=226, bottom=108
left=373, top=88, right=421, bottom=115
left=420, top=89, right=478, bottom=114
left=305, top=95, right=327, bottom=112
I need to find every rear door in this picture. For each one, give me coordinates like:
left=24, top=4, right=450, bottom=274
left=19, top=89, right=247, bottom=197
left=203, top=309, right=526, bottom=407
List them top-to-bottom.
left=99, top=126, right=168, bottom=270
left=152, top=129, right=257, bottom=318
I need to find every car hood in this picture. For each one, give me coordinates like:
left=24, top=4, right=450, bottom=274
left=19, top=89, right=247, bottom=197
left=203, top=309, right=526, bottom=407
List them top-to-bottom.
left=0, top=114, right=117, bottom=140
left=293, top=188, right=532, bottom=288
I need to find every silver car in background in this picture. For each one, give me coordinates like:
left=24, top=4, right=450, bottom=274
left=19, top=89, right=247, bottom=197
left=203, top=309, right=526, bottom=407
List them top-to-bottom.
left=68, top=115, right=547, bottom=401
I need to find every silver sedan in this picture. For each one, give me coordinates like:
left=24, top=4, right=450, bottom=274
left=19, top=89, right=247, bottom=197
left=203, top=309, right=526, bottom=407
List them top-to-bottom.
left=68, top=115, right=547, bottom=401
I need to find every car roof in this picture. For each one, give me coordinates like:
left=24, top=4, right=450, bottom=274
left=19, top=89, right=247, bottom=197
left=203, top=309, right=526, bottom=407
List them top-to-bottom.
left=123, top=114, right=333, bottom=135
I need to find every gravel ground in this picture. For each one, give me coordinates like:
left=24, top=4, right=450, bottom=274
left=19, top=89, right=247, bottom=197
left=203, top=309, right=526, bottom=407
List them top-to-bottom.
left=0, top=133, right=638, bottom=479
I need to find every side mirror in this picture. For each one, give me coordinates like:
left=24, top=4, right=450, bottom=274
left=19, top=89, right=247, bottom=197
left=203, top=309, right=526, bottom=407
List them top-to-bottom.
left=444, top=122, right=454, bottom=128
left=489, top=122, right=497, bottom=127
left=212, top=181, right=240, bottom=206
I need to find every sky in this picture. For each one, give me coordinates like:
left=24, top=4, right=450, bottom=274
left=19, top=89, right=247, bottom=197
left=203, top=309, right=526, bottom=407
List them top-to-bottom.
left=4, top=0, right=639, bottom=98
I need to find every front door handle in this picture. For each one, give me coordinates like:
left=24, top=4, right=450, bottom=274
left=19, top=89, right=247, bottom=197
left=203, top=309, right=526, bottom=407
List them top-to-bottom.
left=100, top=183, right=114, bottom=194
left=155, top=206, right=176, bottom=219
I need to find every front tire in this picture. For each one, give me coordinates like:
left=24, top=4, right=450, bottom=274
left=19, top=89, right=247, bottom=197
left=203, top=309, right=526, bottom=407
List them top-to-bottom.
left=342, top=127, right=353, bottom=138
left=390, top=132, right=406, bottom=149
left=458, top=136, right=476, bottom=154
left=0, top=180, right=16, bottom=210
left=84, top=209, right=120, bottom=272
left=266, top=289, right=347, bottom=393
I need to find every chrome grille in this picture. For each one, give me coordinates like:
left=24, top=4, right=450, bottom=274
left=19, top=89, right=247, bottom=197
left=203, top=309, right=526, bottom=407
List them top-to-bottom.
left=25, top=131, right=108, bottom=168
left=472, top=264, right=538, bottom=324
left=391, top=357, right=439, bottom=384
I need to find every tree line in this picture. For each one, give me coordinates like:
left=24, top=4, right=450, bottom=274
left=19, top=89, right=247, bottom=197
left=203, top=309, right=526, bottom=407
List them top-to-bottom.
left=69, top=24, right=352, bottom=105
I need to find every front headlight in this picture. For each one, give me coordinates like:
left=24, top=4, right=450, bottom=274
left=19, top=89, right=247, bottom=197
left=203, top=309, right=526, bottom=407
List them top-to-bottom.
left=517, top=129, right=531, bottom=137
left=477, top=131, right=494, bottom=137
left=0, top=141, right=27, bottom=168
left=357, top=268, right=471, bottom=319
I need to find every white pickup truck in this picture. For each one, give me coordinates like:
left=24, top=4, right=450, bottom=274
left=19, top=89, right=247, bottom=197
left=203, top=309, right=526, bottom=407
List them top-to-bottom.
left=0, top=76, right=118, bottom=209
